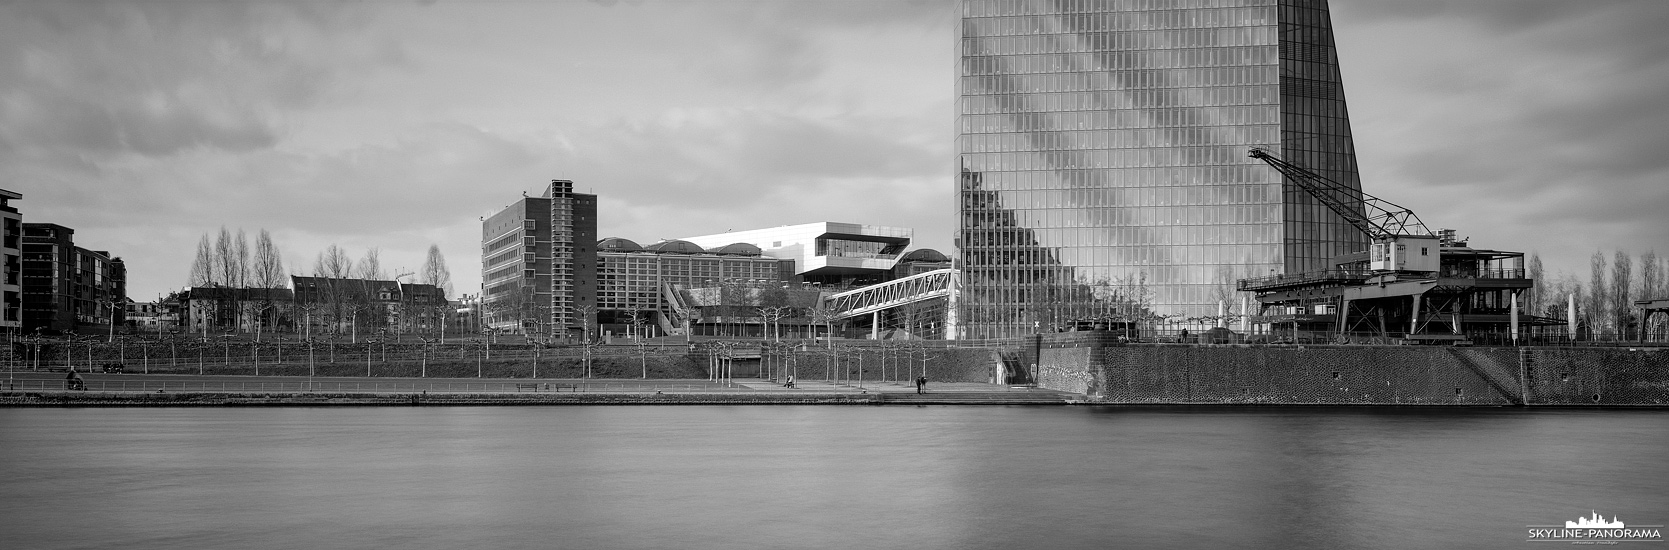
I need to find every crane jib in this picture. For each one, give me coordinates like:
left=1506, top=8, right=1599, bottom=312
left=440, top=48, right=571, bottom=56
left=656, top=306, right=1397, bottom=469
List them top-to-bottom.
left=1246, top=148, right=1433, bottom=241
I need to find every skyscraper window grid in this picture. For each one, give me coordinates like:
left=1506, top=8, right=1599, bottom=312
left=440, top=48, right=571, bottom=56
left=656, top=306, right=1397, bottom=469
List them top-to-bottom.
left=955, top=0, right=1365, bottom=339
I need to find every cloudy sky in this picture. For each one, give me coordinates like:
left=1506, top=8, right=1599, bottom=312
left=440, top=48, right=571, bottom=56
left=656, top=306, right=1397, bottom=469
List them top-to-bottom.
left=4, top=0, right=1666, bottom=300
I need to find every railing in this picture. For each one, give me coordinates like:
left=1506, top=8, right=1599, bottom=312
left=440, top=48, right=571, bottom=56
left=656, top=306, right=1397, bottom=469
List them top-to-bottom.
left=1438, top=268, right=1526, bottom=279
left=1237, top=269, right=1370, bottom=291
left=0, top=378, right=718, bottom=393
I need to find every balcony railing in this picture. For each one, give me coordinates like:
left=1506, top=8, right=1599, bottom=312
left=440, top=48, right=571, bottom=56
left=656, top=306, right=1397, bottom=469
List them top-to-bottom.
left=1439, top=268, right=1526, bottom=279
left=1238, top=269, right=1370, bottom=291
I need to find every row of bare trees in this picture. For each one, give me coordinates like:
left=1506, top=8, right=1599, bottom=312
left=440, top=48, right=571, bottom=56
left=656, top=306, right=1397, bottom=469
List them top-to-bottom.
left=185, top=227, right=454, bottom=338
left=187, top=227, right=288, bottom=335
left=189, top=227, right=287, bottom=292
left=1529, top=250, right=1668, bottom=340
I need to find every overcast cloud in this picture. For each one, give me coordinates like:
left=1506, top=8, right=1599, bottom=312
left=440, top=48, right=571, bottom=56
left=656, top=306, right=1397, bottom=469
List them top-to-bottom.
left=3, top=0, right=1663, bottom=299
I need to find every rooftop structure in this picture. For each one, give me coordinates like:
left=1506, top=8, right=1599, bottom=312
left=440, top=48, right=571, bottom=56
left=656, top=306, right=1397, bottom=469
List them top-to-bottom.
left=680, top=222, right=912, bottom=287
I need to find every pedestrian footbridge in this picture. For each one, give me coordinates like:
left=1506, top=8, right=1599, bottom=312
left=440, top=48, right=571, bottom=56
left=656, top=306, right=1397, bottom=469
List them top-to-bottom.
left=822, top=268, right=955, bottom=320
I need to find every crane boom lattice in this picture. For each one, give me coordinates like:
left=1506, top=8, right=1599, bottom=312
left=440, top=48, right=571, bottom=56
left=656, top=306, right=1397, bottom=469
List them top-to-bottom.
left=1248, top=148, right=1432, bottom=239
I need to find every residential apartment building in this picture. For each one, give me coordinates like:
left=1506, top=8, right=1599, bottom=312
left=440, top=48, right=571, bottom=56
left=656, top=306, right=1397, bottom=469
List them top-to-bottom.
left=0, top=189, right=20, bottom=333
left=21, top=223, right=126, bottom=334
left=289, top=276, right=446, bottom=336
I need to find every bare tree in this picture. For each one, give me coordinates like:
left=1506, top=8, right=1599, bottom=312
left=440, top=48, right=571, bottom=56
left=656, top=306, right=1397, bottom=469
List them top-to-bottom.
left=214, top=227, right=237, bottom=290
left=234, top=229, right=250, bottom=289
left=252, top=230, right=286, bottom=334
left=253, top=230, right=286, bottom=288
left=189, top=234, right=215, bottom=287
left=420, top=244, right=452, bottom=298
left=314, top=245, right=354, bottom=279
left=314, top=245, right=354, bottom=333
left=357, top=248, right=386, bottom=280
left=1589, top=251, right=1608, bottom=336
left=1611, top=251, right=1634, bottom=340
left=1640, top=251, right=1660, bottom=304
left=1641, top=251, right=1660, bottom=342
left=1526, top=253, right=1544, bottom=318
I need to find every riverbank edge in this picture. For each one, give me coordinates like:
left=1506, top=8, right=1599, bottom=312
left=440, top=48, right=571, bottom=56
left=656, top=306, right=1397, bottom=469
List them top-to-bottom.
left=5, top=391, right=1667, bottom=407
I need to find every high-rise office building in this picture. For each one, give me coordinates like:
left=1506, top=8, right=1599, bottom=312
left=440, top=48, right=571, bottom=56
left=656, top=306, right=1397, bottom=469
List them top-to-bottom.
left=956, top=0, right=1366, bottom=338
left=481, top=180, right=597, bottom=340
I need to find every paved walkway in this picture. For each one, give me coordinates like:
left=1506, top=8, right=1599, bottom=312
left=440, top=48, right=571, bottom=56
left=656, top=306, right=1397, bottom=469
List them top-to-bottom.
left=734, top=379, right=1049, bottom=394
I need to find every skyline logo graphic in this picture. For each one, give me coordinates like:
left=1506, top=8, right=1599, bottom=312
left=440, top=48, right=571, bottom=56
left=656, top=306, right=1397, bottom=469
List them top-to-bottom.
left=1568, top=510, right=1626, bottom=529
left=1528, top=511, right=1663, bottom=544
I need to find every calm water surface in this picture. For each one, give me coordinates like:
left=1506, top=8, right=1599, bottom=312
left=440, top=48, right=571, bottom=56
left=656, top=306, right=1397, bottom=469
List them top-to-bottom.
left=2, top=406, right=1666, bottom=550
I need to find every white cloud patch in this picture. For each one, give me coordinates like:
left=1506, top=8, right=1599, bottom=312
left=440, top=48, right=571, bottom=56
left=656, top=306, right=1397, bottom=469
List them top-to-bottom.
left=1336, top=0, right=1669, bottom=276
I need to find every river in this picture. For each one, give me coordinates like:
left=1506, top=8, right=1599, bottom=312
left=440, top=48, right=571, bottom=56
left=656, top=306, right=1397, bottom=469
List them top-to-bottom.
left=2, top=406, right=1665, bottom=549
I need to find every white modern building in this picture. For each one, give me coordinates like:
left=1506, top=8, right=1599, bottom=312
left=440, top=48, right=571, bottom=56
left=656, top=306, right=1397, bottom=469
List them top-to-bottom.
left=680, top=222, right=913, bottom=287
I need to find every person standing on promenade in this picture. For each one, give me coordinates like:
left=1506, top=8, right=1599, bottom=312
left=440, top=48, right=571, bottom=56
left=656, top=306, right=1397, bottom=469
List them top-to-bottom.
left=915, top=376, right=926, bottom=394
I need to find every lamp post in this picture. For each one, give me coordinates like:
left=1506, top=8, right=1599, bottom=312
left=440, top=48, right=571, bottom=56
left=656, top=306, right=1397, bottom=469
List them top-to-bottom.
left=106, top=298, right=123, bottom=343
left=476, top=333, right=486, bottom=378
left=418, top=337, right=431, bottom=378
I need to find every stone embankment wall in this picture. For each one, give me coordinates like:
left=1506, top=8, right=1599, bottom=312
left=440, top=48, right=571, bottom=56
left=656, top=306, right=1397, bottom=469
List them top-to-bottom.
left=1034, top=333, right=1669, bottom=405
left=12, top=344, right=998, bottom=383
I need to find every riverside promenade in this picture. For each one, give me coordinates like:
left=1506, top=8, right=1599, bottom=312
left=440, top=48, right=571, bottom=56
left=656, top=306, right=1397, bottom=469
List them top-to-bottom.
left=0, top=371, right=1079, bottom=406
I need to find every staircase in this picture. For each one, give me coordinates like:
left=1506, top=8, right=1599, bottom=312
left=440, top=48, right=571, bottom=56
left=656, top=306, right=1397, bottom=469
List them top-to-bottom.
left=1446, top=348, right=1525, bottom=405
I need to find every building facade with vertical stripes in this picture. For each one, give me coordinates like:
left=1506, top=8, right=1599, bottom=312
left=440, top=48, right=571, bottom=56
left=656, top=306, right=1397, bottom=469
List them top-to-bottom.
left=956, top=0, right=1366, bottom=338
left=481, top=180, right=597, bottom=341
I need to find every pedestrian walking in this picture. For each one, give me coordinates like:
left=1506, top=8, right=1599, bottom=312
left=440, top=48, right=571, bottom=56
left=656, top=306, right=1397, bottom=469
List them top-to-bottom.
left=915, top=376, right=926, bottom=394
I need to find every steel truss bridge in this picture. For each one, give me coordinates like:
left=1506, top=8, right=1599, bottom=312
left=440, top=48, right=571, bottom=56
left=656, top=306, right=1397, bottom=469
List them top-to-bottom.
left=823, top=268, right=956, bottom=321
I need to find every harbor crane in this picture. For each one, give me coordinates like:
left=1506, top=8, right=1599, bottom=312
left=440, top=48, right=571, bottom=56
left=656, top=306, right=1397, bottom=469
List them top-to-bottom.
left=1241, top=147, right=1539, bottom=344
left=1248, top=147, right=1438, bottom=275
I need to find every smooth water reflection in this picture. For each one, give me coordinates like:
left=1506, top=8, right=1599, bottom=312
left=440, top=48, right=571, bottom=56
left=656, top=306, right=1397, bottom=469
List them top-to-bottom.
left=2, top=407, right=1666, bottom=550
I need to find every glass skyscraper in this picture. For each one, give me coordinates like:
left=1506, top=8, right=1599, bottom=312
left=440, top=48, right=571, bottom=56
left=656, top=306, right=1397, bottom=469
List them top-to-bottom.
left=956, top=0, right=1366, bottom=338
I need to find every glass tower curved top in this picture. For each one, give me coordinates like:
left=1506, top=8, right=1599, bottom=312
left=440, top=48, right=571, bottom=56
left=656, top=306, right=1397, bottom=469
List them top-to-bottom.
left=956, top=0, right=1366, bottom=338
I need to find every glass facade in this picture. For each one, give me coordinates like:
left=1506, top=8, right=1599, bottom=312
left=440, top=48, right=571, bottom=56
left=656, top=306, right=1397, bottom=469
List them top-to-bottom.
left=956, top=0, right=1365, bottom=338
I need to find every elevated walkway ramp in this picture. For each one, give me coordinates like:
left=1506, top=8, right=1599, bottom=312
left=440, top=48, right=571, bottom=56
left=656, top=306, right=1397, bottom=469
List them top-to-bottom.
left=823, top=268, right=955, bottom=320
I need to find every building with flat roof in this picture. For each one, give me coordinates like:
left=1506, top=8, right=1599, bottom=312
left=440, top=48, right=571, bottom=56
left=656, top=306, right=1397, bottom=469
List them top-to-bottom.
left=956, top=0, right=1367, bottom=337
left=481, top=180, right=597, bottom=340
left=1, top=189, right=20, bottom=333
left=679, top=222, right=913, bottom=287
left=21, top=223, right=126, bottom=334
left=596, top=237, right=799, bottom=338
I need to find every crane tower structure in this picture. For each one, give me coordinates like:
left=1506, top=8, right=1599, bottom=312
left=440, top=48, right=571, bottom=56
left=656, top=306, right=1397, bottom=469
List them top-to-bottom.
left=1237, top=148, right=1546, bottom=345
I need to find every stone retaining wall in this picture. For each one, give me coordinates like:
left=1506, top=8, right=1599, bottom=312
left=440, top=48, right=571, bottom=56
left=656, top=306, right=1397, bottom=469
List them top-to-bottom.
left=1035, top=333, right=1669, bottom=405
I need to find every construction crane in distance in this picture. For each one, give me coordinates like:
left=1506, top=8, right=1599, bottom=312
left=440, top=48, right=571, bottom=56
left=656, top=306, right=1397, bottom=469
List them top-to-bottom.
left=1248, top=147, right=1438, bottom=275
